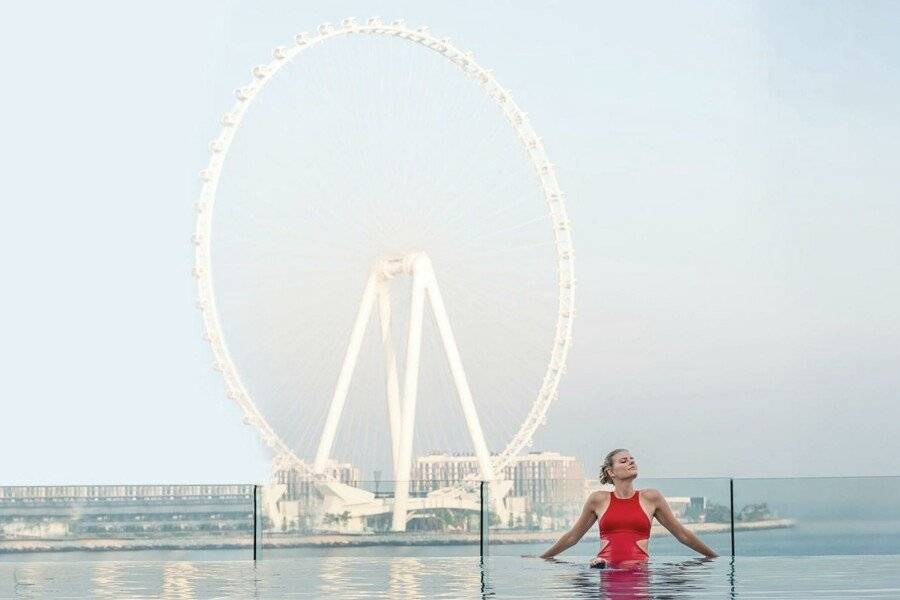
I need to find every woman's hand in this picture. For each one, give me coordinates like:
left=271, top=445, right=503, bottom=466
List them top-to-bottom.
left=588, top=557, right=607, bottom=569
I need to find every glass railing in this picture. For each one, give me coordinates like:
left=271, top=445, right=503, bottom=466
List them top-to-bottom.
left=732, top=476, right=900, bottom=556
left=2, top=477, right=899, bottom=560
left=484, top=477, right=733, bottom=558
left=629, top=477, right=734, bottom=558
left=255, top=480, right=488, bottom=558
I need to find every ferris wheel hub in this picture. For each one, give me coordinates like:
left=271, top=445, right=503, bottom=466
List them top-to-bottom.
left=376, top=252, right=428, bottom=280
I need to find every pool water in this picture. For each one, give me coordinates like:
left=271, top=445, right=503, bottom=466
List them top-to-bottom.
left=2, top=555, right=899, bottom=598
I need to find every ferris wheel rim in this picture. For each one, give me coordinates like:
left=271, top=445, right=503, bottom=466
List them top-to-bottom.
left=193, top=17, right=576, bottom=481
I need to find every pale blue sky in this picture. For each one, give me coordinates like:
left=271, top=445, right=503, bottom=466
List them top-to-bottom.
left=0, top=1, right=897, bottom=484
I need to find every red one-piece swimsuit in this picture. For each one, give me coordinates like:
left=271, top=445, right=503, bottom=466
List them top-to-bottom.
left=597, top=491, right=651, bottom=565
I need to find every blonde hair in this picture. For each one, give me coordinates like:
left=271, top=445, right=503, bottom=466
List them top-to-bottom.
left=599, top=448, right=629, bottom=485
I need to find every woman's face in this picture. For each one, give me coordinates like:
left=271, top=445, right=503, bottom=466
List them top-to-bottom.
left=609, top=451, right=638, bottom=482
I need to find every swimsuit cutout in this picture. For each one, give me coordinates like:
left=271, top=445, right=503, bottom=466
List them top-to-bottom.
left=597, top=491, right=651, bottom=565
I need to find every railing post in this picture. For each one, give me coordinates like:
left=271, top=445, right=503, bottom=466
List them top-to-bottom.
left=729, top=478, right=735, bottom=558
left=479, top=480, right=485, bottom=561
left=253, top=484, right=258, bottom=561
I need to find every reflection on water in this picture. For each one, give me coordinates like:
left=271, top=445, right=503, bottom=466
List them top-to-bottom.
left=1, top=554, right=898, bottom=598
left=319, top=556, right=352, bottom=597
left=388, top=557, right=423, bottom=599
left=540, top=557, right=725, bottom=599
left=642, top=558, right=724, bottom=600
left=92, top=562, right=128, bottom=599
left=160, top=562, right=198, bottom=600
left=9, top=563, right=43, bottom=599
left=591, top=564, right=652, bottom=600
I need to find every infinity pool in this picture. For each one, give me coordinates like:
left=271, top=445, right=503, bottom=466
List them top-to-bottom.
left=3, top=555, right=899, bottom=598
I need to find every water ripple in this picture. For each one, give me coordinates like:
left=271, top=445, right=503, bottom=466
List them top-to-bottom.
left=1, top=554, right=898, bottom=598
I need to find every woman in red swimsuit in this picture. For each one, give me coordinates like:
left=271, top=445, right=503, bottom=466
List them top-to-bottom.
left=540, top=448, right=717, bottom=567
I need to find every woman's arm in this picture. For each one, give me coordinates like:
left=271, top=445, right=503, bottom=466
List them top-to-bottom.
left=645, top=489, right=718, bottom=558
left=539, top=495, right=599, bottom=559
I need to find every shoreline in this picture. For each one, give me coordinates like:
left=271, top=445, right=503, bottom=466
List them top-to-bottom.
left=0, top=519, right=794, bottom=555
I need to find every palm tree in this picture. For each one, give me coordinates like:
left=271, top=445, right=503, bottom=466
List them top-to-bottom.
left=338, top=511, right=351, bottom=528
left=323, top=513, right=339, bottom=528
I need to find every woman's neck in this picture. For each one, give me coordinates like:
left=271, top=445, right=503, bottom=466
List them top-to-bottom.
left=612, top=480, right=636, bottom=499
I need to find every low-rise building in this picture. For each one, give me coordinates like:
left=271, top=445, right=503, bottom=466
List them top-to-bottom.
left=411, top=451, right=584, bottom=527
left=274, top=459, right=360, bottom=501
left=0, top=485, right=253, bottom=539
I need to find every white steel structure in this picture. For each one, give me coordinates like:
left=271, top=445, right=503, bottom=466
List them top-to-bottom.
left=193, top=18, right=575, bottom=530
left=312, top=253, right=495, bottom=530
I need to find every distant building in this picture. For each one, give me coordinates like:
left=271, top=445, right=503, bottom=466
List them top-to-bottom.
left=411, top=451, right=584, bottom=507
left=511, top=452, right=584, bottom=506
left=411, top=453, right=482, bottom=491
left=274, top=459, right=361, bottom=501
left=0, top=484, right=251, bottom=501
left=0, top=485, right=254, bottom=538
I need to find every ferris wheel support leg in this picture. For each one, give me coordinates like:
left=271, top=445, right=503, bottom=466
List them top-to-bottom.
left=391, top=258, right=428, bottom=532
left=422, top=258, right=495, bottom=483
left=313, top=272, right=378, bottom=474
left=377, top=282, right=402, bottom=475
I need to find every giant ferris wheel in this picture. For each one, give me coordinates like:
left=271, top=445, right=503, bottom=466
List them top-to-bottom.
left=193, top=18, right=575, bottom=528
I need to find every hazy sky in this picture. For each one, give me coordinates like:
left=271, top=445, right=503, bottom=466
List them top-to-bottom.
left=1, top=1, right=897, bottom=485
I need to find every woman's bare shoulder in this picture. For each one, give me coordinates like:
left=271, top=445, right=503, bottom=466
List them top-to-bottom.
left=639, top=488, right=663, bottom=502
left=587, top=490, right=611, bottom=505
